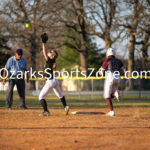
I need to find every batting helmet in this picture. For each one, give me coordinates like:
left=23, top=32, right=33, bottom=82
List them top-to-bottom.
left=106, top=48, right=115, bottom=57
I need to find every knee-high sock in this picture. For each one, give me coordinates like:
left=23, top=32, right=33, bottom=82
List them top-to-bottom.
left=60, top=96, right=67, bottom=108
left=105, top=98, right=113, bottom=111
left=40, top=99, right=48, bottom=112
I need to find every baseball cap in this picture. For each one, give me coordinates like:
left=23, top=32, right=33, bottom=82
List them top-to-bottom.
left=106, top=48, right=115, bottom=57
left=16, top=49, right=23, bottom=56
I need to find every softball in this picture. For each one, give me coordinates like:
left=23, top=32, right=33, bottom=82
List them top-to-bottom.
left=25, top=23, right=30, bottom=28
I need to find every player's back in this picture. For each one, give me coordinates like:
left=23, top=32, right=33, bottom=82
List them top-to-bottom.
left=105, top=57, right=123, bottom=82
left=107, top=57, right=123, bottom=73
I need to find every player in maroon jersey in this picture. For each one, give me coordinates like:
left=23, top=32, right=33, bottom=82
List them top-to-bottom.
left=99, top=48, right=126, bottom=116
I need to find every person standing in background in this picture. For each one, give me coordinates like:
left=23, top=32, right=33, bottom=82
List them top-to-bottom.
left=3, top=49, right=29, bottom=110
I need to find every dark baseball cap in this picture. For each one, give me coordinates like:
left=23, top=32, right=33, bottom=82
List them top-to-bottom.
left=16, top=49, right=23, bottom=55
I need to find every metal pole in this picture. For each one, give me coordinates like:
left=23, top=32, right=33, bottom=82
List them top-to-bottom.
left=139, top=78, right=141, bottom=100
left=91, top=79, right=94, bottom=100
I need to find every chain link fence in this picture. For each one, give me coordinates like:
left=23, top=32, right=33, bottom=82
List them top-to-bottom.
left=0, top=78, right=150, bottom=98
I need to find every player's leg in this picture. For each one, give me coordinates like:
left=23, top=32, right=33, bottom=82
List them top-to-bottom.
left=6, top=79, right=15, bottom=109
left=16, top=79, right=27, bottom=109
left=39, top=79, right=54, bottom=116
left=53, top=79, right=69, bottom=115
left=111, top=79, right=120, bottom=101
left=104, top=80, right=115, bottom=116
left=104, top=80, right=113, bottom=110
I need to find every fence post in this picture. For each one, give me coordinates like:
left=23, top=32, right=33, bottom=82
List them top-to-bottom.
left=139, top=78, right=141, bottom=100
left=78, top=79, right=81, bottom=99
left=91, top=79, right=94, bottom=100
left=121, top=79, right=123, bottom=100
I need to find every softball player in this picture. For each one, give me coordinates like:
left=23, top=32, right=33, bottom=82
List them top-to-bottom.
left=39, top=36, right=69, bottom=116
left=99, top=48, right=126, bottom=116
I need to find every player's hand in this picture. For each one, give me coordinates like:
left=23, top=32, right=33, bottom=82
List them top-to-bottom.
left=98, top=68, right=104, bottom=76
left=99, top=70, right=103, bottom=76
left=98, top=71, right=101, bottom=76
left=2, top=79, right=6, bottom=85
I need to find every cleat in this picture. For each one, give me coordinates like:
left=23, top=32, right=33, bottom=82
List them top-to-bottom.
left=114, top=90, right=120, bottom=102
left=64, top=106, right=70, bottom=115
left=6, top=107, right=12, bottom=110
left=39, top=111, right=50, bottom=116
left=106, top=111, right=115, bottom=117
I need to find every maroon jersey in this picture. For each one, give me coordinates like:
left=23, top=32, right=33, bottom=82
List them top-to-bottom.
left=102, top=57, right=123, bottom=72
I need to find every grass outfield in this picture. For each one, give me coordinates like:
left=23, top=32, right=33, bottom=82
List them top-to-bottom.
left=0, top=93, right=150, bottom=108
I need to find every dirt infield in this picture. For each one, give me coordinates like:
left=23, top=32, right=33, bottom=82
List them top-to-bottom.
left=0, top=108, right=150, bottom=150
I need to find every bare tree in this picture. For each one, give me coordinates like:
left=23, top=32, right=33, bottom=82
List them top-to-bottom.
left=0, top=0, right=64, bottom=89
left=57, top=0, right=90, bottom=75
left=85, top=0, right=122, bottom=49
left=86, top=0, right=149, bottom=89
left=118, top=0, right=147, bottom=89
left=137, top=1, right=150, bottom=70
left=140, top=31, right=150, bottom=70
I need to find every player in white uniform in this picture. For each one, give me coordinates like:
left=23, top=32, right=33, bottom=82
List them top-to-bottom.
left=39, top=42, right=69, bottom=116
left=99, top=48, right=126, bottom=116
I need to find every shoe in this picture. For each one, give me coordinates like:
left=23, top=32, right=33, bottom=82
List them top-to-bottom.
left=114, top=90, right=120, bottom=102
left=20, top=106, right=28, bottom=110
left=64, top=106, right=70, bottom=115
left=6, top=107, right=12, bottom=110
left=39, top=111, right=50, bottom=116
left=107, top=111, right=115, bottom=116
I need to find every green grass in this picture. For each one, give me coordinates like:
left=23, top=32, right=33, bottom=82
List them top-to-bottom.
left=0, top=93, right=150, bottom=108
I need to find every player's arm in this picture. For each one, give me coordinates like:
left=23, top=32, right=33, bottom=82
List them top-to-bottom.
left=41, top=33, right=49, bottom=61
left=42, top=43, right=48, bottom=61
left=98, top=58, right=109, bottom=76
left=53, top=63, right=56, bottom=71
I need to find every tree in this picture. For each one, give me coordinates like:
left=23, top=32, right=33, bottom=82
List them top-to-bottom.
left=0, top=0, right=64, bottom=89
left=58, top=0, right=90, bottom=75
left=85, top=0, right=122, bottom=49
left=118, top=0, right=147, bottom=89
left=137, top=1, right=150, bottom=70
left=0, top=17, right=12, bottom=70
left=57, top=36, right=104, bottom=75
left=86, top=38, right=105, bottom=75
left=57, top=45, right=80, bottom=71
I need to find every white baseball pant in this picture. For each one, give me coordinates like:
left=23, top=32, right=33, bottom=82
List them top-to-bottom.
left=104, top=74, right=120, bottom=99
left=39, top=78, right=63, bottom=100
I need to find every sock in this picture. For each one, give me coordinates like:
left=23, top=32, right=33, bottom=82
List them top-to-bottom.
left=60, top=96, right=67, bottom=108
left=105, top=98, right=113, bottom=111
left=40, top=99, right=48, bottom=112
